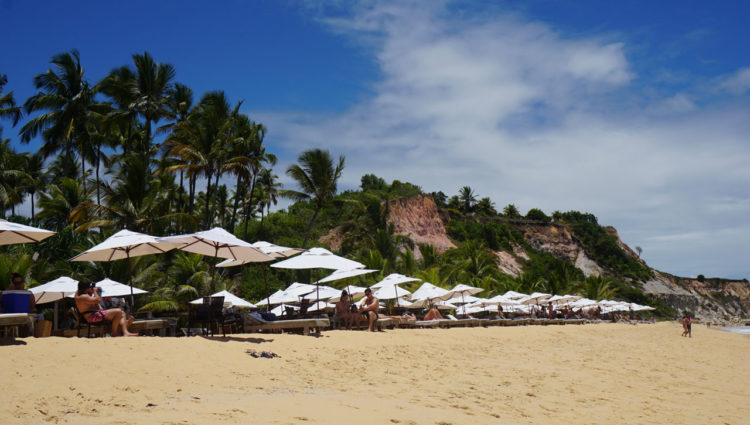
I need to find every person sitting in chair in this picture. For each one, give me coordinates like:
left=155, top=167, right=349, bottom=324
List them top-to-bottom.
left=74, top=280, right=136, bottom=337
left=359, top=288, right=379, bottom=332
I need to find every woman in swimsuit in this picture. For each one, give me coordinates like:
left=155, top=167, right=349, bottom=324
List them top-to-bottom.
left=74, top=280, right=137, bottom=337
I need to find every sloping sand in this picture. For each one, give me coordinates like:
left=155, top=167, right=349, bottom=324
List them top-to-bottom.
left=1, top=322, right=748, bottom=424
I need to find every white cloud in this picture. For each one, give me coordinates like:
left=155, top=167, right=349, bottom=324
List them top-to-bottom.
left=258, top=1, right=750, bottom=279
left=717, top=67, right=750, bottom=94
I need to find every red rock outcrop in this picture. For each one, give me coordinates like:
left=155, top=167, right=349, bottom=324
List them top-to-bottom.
left=386, top=195, right=456, bottom=254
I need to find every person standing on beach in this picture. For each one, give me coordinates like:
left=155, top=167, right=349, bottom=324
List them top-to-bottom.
left=360, top=288, right=379, bottom=332
left=681, top=315, right=689, bottom=337
left=686, top=315, right=693, bottom=338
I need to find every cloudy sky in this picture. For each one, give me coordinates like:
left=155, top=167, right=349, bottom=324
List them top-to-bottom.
left=3, top=1, right=749, bottom=279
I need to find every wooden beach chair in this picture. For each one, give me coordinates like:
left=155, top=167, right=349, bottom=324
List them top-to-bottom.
left=244, top=314, right=330, bottom=336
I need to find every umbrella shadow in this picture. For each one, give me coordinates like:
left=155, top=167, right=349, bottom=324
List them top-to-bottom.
left=0, top=337, right=27, bottom=346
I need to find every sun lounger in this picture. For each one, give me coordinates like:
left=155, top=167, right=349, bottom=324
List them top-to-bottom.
left=0, top=313, right=34, bottom=337
left=245, top=314, right=330, bottom=336
left=375, top=318, right=400, bottom=330
left=438, top=318, right=479, bottom=328
left=129, top=319, right=175, bottom=336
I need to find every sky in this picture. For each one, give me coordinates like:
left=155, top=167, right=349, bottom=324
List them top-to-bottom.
left=2, top=0, right=749, bottom=279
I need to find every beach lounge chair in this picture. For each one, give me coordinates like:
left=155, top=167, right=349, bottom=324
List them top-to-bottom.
left=0, top=313, right=34, bottom=337
left=244, top=314, right=330, bottom=336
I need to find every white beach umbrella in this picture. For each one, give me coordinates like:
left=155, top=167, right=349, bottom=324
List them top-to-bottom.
left=0, top=219, right=55, bottom=245
left=162, top=227, right=274, bottom=295
left=70, top=229, right=176, bottom=307
left=216, top=241, right=302, bottom=311
left=271, top=247, right=365, bottom=309
left=317, top=268, right=378, bottom=283
left=371, top=273, right=421, bottom=289
left=30, top=276, right=78, bottom=304
left=89, top=278, right=148, bottom=298
left=284, top=282, right=317, bottom=296
left=410, top=282, right=450, bottom=302
left=373, top=283, right=412, bottom=300
left=445, top=283, right=484, bottom=300
left=303, top=285, right=340, bottom=301
left=329, top=285, right=368, bottom=303
left=255, top=289, right=303, bottom=306
left=190, top=290, right=256, bottom=308
left=503, top=290, right=528, bottom=300
left=519, top=292, right=552, bottom=305
left=445, top=294, right=482, bottom=305
left=547, top=294, right=581, bottom=305
left=480, top=295, right=521, bottom=307
left=307, top=300, right=335, bottom=313
left=434, top=300, right=458, bottom=310
left=270, top=303, right=298, bottom=317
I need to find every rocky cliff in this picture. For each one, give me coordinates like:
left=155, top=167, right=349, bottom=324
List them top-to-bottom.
left=384, top=195, right=750, bottom=322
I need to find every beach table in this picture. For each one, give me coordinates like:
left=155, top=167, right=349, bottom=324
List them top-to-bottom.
left=0, top=313, right=34, bottom=337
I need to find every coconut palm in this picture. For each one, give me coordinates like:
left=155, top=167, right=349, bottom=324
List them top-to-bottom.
left=20, top=50, right=105, bottom=189
left=130, top=51, right=176, bottom=150
left=0, top=74, right=21, bottom=129
left=0, top=138, right=27, bottom=215
left=284, top=149, right=345, bottom=248
left=21, top=152, right=48, bottom=225
left=36, top=177, right=92, bottom=231
left=458, top=186, right=477, bottom=214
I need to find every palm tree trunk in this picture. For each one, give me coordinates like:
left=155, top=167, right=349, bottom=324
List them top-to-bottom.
left=95, top=143, right=101, bottom=206
left=179, top=169, right=185, bottom=210
left=204, top=170, right=213, bottom=228
left=209, top=172, right=220, bottom=227
left=242, top=173, right=258, bottom=239
left=230, top=174, right=242, bottom=230
left=30, top=192, right=35, bottom=226
left=302, top=207, right=321, bottom=249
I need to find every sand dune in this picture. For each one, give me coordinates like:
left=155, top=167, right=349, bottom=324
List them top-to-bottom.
left=1, top=322, right=748, bottom=424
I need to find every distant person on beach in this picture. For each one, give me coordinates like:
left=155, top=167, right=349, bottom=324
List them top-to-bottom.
left=3, top=272, right=35, bottom=313
left=75, top=280, right=136, bottom=337
left=359, top=288, right=379, bottom=332
left=334, top=290, right=357, bottom=330
left=548, top=302, right=555, bottom=318
left=495, top=305, right=505, bottom=319
left=423, top=307, right=444, bottom=321
left=686, top=316, right=693, bottom=338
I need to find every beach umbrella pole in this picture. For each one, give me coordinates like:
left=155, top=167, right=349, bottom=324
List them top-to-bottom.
left=127, top=252, right=135, bottom=314
left=262, top=264, right=270, bottom=313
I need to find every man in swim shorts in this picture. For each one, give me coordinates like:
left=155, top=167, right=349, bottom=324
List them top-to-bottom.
left=74, top=280, right=136, bottom=337
left=360, top=288, right=379, bottom=332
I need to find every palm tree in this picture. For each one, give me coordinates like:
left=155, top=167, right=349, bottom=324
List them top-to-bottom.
left=21, top=50, right=107, bottom=192
left=130, top=52, right=176, bottom=151
left=0, top=74, right=21, bottom=128
left=0, top=138, right=26, bottom=215
left=284, top=149, right=345, bottom=248
left=21, top=152, right=48, bottom=225
left=256, top=168, right=281, bottom=238
left=36, top=177, right=92, bottom=231
left=458, top=186, right=477, bottom=214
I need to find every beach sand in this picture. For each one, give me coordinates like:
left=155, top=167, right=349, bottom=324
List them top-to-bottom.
left=1, top=322, right=748, bottom=424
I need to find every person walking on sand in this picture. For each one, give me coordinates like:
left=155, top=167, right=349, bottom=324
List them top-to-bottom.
left=75, top=280, right=137, bottom=337
left=360, top=288, right=379, bottom=332
left=681, top=315, right=689, bottom=337
left=686, top=315, right=693, bottom=338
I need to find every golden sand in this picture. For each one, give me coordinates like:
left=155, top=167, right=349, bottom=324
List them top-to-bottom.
left=1, top=322, right=748, bottom=424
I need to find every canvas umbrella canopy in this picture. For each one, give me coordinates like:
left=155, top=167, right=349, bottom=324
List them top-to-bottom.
left=0, top=219, right=55, bottom=245
left=162, top=228, right=274, bottom=295
left=70, top=229, right=176, bottom=308
left=216, top=241, right=303, bottom=311
left=270, top=247, right=365, bottom=310
left=317, top=268, right=378, bottom=284
left=371, top=273, right=421, bottom=307
left=30, top=276, right=78, bottom=304
left=84, top=278, right=148, bottom=298
left=284, top=282, right=318, bottom=296
left=410, top=282, right=450, bottom=302
left=373, top=283, right=412, bottom=300
left=444, top=283, right=484, bottom=311
left=303, top=285, right=340, bottom=301
left=329, top=285, right=368, bottom=303
left=255, top=289, right=304, bottom=306
left=190, top=290, right=256, bottom=308
left=502, top=290, right=528, bottom=300
left=519, top=292, right=553, bottom=305
left=547, top=294, right=581, bottom=305
left=480, top=295, right=522, bottom=307
left=307, top=300, right=335, bottom=313
left=433, top=300, right=458, bottom=310
left=270, top=303, right=298, bottom=317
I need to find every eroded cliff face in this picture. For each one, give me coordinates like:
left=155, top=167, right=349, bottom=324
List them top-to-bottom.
left=336, top=194, right=750, bottom=322
left=386, top=195, right=456, bottom=255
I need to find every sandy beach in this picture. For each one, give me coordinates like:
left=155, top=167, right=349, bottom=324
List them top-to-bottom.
left=1, top=322, right=748, bottom=424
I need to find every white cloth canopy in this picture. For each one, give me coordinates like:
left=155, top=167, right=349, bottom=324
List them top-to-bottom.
left=0, top=219, right=55, bottom=245
left=161, top=228, right=274, bottom=262
left=70, top=230, right=176, bottom=262
left=216, top=241, right=303, bottom=267
left=270, top=247, right=364, bottom=270
left=316, top=268, right=378, bottom=283
left=371, top=273, right=421, bottom=289
left=29, top=276, right=78, bottom=304
left=87, top=278, right=147, bottom=298
left=284, top=282, right=317, bottom=296
left=409, top=282, right=450, bottom=301
left=373, top=283, right=412, bottom=300
left=445, top=283, right=484, bottom=300
left=303, top=285, right=341, bottom=301
left=329, top=285, right=368, bottom=303
left=255, top=289, right=303, bottom=306
left=190, top=290, right=256, bottom=308
left=502, top=290, right=528, bottom=300
left=519, top=292, right=552, bottom=304
left=445, top=294, right=482, bottom=305
left=547, top=294, right=581, bottom=305
left=481, top=295, right=521, bottom=307
left=307, top=300, right=335, bottom=312
left=434, top=300, right=458, bottom=310
left=270, top=303, right=298, bottom=317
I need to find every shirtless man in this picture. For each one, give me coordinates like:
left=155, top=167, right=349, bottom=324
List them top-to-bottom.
left=74, top=280, right=136, bottom=337
left=360, top=288, right=379, bottom=332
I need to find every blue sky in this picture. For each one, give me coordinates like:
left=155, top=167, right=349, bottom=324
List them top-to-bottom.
left=2, top=1, right=750, bottom=279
